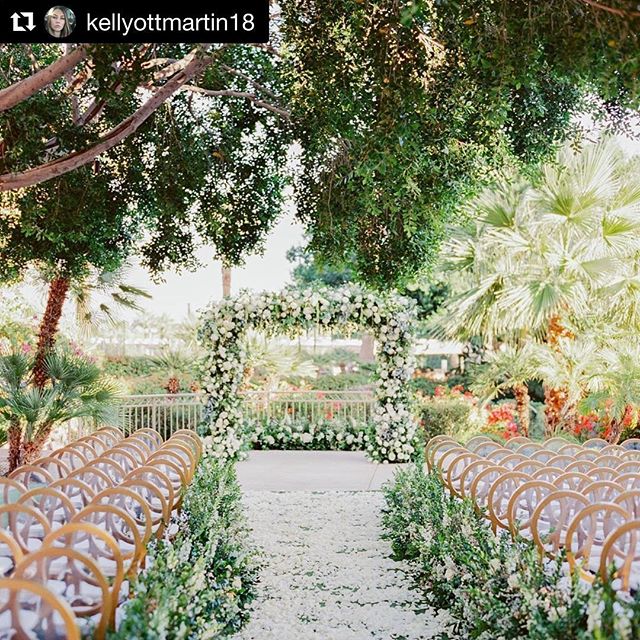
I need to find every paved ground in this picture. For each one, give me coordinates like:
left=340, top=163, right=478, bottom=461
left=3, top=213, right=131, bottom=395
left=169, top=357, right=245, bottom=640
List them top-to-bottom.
left=235, top=450, right=408, bottom=491
left=230, top=491, right=443, bottom=640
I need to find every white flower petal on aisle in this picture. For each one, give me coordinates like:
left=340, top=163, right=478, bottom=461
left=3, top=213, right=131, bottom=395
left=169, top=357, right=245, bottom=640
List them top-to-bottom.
left=231, top=491, right=444, bottom=640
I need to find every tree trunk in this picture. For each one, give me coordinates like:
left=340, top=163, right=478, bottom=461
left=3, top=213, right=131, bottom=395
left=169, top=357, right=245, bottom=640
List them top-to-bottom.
left=0, top=46, right=88, bottom=111
left=222, top=266, right=231, bottom=298
left=33, top=277, right=70, bottom=389
left=543, top=315, right=574, bottom=436
left=359, top=333, right=375, bottom=363
left=165, top=376, right=180, bottom=394
left=513, top=383, right=530, bottom=437
left=543, top=386, right=568, bottom=437
left=603, top=406, right=636, bottom=444
left=601, top=416, right=622, bottom=444
left=8, top=420, right=22, bottom=472
left=20, top=426, right=52, bottom=465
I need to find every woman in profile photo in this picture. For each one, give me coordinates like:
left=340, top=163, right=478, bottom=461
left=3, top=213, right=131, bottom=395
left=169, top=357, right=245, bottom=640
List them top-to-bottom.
left=45, top=6, right=74, bottom=38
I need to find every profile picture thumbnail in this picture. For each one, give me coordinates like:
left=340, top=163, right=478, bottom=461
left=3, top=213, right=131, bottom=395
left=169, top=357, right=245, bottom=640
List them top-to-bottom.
left=44, top=6, right=76, bottom=38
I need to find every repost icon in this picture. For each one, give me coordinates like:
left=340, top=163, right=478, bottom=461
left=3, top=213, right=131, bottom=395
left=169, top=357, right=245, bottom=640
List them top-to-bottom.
left=11, top=11, right=35, bottom=31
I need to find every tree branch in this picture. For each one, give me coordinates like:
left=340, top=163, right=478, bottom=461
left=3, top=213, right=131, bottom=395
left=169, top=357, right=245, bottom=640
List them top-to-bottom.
left=579, top=0, right=640, bottom=18
left=248, top=43, right=282, bottom=57
left=64, top=44, right=80, bottom=126
left=77, top=44, right=153, bottom=127
left=0, top=45, right=88, bottom=112
left=22, top=45, right=40, bottom=73
left=0, top=51, right=212, bottom=191
left=142, top=57, right=178, bottom=69
left=220, top=63, right=279, bottom=100
left=181, top=85, right=291, bottom=119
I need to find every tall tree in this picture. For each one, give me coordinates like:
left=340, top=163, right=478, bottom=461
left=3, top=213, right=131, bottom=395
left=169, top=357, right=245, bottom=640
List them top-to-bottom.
left=1, top=3, right=639, bottom=290
left=0, top=43, right=290, bottom=460
left=0, top=43, right=290, bottom=360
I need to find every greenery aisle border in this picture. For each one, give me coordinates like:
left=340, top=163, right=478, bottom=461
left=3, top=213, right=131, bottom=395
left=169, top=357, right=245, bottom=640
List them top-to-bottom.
left=111, top=459, right=257, bottom=639
left=383, top=467, right=640, bottom=639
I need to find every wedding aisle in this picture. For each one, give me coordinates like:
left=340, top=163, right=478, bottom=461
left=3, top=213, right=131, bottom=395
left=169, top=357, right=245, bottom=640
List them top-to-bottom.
left=231, top=490, right=443, bottom=640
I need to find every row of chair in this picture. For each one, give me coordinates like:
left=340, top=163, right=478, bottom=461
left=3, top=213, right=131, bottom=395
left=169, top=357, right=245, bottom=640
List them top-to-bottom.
left=9, top=427, right=201, bottom=492
left=0, top=428, right=202, bottom=639
left=427, top=435, right=640, bottom=592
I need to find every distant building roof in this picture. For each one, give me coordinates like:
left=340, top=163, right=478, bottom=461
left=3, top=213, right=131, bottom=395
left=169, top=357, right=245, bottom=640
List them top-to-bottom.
left=414, top=339, right=466, bottom=355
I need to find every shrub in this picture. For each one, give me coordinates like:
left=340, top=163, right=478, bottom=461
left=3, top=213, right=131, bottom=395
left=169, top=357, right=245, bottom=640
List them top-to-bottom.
left=291, top=371, right=373, bottom=391
left=409, top=377, right=440, bottom=396
left=417, top=392, right=478, bottom=440
left=247, top=415, right=369, bottom=451
left=112, top=459, right=257, bottom=639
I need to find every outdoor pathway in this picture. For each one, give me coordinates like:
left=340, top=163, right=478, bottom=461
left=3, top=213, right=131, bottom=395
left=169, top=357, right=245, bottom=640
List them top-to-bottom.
left=235, top=450, right=403, bottom=491
left=231, top=452, right=444, bottom=640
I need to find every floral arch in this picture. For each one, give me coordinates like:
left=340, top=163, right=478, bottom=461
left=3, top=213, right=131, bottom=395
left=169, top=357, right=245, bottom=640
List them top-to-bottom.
left=197, top=285, right=419, bottom=462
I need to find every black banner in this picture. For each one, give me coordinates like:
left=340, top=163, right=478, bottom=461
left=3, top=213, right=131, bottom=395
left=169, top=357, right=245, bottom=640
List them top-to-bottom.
left=0, top=1, right=269, bottom=43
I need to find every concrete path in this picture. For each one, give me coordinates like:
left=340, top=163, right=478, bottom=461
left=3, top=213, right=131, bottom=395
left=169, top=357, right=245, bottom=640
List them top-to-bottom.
left=235, top=450, right=407, bottom=491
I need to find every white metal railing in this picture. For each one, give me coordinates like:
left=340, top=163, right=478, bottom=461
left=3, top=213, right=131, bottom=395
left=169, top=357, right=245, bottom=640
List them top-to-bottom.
left=71, top=390, right=375, bottom=441
left=242, top=390, right=374, bottom=424
left=114, top=393, right=206, bottom=440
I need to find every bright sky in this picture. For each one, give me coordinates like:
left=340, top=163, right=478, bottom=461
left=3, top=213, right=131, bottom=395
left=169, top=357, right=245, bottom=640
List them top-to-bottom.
left=127, top=208, right=305, bottom=321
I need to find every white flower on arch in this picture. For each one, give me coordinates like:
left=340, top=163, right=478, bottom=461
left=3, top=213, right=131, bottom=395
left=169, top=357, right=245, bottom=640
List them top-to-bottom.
left=197, top=284, right=419, bottom=462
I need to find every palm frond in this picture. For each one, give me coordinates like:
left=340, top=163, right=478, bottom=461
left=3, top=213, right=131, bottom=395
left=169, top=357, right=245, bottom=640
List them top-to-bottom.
left=607, top=181, right=640, bottom=221
left=68, top=264, right=152, bottom=334
left=118, top=284, right=152, bottom=299
left=471, top=343, right=538, bottom=403
left=0, top=353, right=32, bottom=391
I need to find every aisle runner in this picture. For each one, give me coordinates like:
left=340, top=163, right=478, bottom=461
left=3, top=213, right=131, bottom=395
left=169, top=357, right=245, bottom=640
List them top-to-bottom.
left=232, top=491, right=442, bottom=640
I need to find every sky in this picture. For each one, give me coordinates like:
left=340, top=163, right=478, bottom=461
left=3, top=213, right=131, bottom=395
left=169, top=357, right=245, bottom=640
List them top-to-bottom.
left=128, top=209, right=305, bottom=321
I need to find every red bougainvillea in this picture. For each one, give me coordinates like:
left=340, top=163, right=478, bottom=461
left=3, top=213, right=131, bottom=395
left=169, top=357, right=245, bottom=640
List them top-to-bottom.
left=486, top=403, right=519, bottom=440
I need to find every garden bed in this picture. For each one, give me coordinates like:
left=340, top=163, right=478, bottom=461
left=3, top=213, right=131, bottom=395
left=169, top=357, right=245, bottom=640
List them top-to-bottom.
left=112, top=458, right=257, bottom=639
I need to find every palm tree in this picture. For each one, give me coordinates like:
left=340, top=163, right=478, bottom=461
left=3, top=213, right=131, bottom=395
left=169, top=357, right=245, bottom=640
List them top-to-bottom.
left=434, top=139, right=640, bottom=434
left=439, top=140, right=640, bottom=340
left=27, top=265, right=151, bottom=389
left=68, top=266, right=152, bottom=337
left=533, top=336, right=601, bottom=436
left=580, top=337, right=640, bottom=443
left=471, top=344, right=539, bottom=436
left=0, top=350, right=119, bottom=470
left=150, top=350, right=193, bottom=394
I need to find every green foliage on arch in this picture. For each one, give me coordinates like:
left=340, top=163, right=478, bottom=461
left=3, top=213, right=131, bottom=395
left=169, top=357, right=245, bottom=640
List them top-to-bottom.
left=198, top=285, right=419, bottom=462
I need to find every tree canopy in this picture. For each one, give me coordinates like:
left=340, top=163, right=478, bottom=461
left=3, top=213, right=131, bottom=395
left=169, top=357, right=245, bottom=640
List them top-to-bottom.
left=283, top=0, right=640, bottom=286
left=1, top=3, right=639, bottom=288
left=0, top=43, right=290, bottom=283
